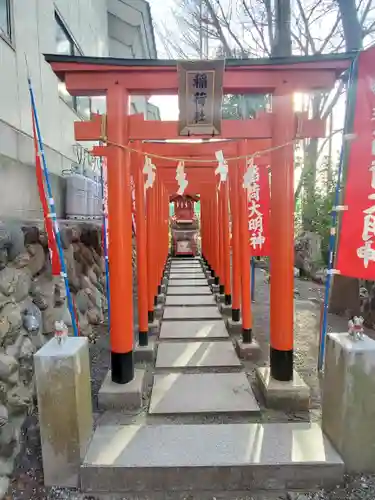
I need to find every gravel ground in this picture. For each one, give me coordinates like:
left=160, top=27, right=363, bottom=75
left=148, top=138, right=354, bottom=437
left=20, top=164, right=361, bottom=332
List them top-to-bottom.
left=7, top=269, right=375, bottom=500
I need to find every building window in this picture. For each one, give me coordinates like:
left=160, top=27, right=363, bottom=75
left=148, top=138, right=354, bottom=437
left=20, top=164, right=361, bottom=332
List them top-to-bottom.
left=0, top=0, right=12, bottom=42
left=55, top=12, right=91, bottom=120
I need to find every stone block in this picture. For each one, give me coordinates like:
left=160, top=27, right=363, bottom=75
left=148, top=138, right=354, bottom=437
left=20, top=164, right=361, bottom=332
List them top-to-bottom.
left=162, top=277, right=168, bottom=287
left=207, top=277, right=215, bottom=285
left=169, top=279, right=208, bottom=287
left=160, top=284, right=167, bottom=294
left=211, top=284, right=220, bottom=294
left=167, top=285, right=211, bottom=295
left=157, top=293, right=166, bottom=305
left=215, top=293, right=225, bottom=304
left=165, top=295, right=215, bottom=306
left=154, top=303, right=164, bottom=320
left=219, top=303, right=232, bottom=317
left=163, top=306, right=221, bottom=320
left=225, top=317, right=243, bottom=334
left=148, top=318, right=161, bottom=336
left=160, top=320, right=229, bottom=341
left=322, top=332, right=375, bottom=473
left=34, top=337, right=93, bottom=487
left=235, top=338, right=261, bottom=360
left=134, top=339, right=156, bottom=363
left=155, top=341, right=241, bottom=370
left=256, top=367, right=310, bottom=411
left=98, top=369, right=145, bottom=410
left=149, top=372, right=259, bottom=415
left=81, top=422, right=344, bottom=493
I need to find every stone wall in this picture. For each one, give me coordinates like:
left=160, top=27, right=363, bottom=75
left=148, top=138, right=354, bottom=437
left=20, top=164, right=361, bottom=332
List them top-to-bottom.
left=0, top=221, right=109, bottom=496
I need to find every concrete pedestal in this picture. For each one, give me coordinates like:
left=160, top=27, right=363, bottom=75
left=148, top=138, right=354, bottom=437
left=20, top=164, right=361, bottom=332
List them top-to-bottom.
left=212, top=284, right=220, bottom=294
left=157, top=293, right=166, bottom=305
left=215, top=293, right=225, bottom=304
left=154, top=303, right=164, bottom=320
left=219, top=303, right=232, bottom=317
left=225, top=317, right=243, bottom=335
left=148, top=318, right=161, bottom=336
left=322, top=332, right=375, bottom=473
left=34, top=337, right=93, bottom=487
left=235, top=338, right=261, bottom=360
left=134, top=339, right=156, bottom=363
left=256, top=367, right=310, bottom=411
left=98, top=369, right=145, bottom=410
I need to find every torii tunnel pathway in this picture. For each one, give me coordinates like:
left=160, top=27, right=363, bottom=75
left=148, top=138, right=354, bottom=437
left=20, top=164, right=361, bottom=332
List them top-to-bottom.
left=81, top=257, right=343, bottom=495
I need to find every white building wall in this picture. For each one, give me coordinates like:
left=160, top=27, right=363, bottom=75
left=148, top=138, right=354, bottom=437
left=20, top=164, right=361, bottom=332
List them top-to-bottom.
left=0, top=0, right=108, bottom=219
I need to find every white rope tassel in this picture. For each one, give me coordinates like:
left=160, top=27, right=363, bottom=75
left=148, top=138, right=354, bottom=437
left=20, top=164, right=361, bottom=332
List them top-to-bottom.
left=215, top=150, right=228, bottom=189
left=143, top=155, right=156, bottom=189
left=176, top=160, right=188, bottom=195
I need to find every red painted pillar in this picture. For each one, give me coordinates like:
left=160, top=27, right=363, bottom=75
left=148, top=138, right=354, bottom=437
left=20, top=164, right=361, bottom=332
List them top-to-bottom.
left=106, top=85, right=134, bottom=384
left=270, top=91, right=295, bottom=381
left=238, top=141, right=253, bottom=344
left=134, top=143, right=148, bottom=346
left=229, top=159, right=241, bottom=322
left=222, top=181, right=232, bottom=305
left=146, top=182, right=155, bottom=323
left=218, top=186, right=225, bottom=294
left=212, top=189, right=220, bottom=285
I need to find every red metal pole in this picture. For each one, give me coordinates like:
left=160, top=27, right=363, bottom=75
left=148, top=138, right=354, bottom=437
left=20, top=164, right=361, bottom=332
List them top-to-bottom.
left=106, top=85, right=134, bottom=384
left=270, top=91, right=295, bottom=382
left=238, top=141, right=253, bottom=344
left=229, top=159, right=241, bottom=322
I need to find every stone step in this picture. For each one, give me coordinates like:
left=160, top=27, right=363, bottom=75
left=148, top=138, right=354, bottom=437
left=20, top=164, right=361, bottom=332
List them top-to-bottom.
left=169, top=273, right=206, bottom=280
left=169, top=279, right=208, bottom=287
left=167, top=286, right=211, bottom=295
left=165, top=295, right=216, bottom=306
left=163, top=306, right=221, bottom=320
left=160, top=320, right=229, bottom=341
left=155, top=341, right=241, bottom=370
left=149, top=372, right=259, bottom=415
left=81, top=422, right=344, bottom=494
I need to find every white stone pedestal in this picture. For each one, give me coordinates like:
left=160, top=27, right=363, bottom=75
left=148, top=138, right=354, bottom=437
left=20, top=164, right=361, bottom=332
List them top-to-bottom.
left=322, top=332, right=375, bottom=473
left=34, top=337, right=93, bottom=487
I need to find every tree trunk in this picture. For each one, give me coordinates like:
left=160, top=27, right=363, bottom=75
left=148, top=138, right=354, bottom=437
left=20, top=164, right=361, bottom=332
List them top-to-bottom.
left=272, top=0, right=292, bottom=57
left=328, top=0, right=363, bottom=316
left=336, top=0, right=362, bottom=51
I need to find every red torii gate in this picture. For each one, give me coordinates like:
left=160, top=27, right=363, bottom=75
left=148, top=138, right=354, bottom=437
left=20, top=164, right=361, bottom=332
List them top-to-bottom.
left=46, top=53, right=351, bottom=386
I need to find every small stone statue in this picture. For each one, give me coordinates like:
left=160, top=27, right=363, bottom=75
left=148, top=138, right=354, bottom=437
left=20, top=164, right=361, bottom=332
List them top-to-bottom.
left=348, top=316, right=364, bottom=341
left=54, top=320, right=68, bottom=345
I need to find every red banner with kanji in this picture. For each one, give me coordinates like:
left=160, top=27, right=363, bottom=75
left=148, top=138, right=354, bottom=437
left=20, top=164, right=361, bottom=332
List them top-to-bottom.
left=336, top=46, right=375, bottom=279
left=247, top=164, right=270, bottom=257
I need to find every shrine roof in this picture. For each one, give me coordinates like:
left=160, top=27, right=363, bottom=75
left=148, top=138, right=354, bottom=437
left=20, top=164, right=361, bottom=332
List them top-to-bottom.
left=45, top=52, right=355, bottom=81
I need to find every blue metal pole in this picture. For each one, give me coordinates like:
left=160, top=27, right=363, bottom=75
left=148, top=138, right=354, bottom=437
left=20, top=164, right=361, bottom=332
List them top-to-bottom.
left=318, top=60, right=357, bottom=371
left=28, top=77, right=79, bottom=337
left=100, top=157, right=111, bottom=330
left=251, top=257, right=256, bottom=302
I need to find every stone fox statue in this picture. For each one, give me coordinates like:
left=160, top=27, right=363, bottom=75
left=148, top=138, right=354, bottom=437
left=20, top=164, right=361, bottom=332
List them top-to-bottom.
left=348, top=316, right=364, bottom=341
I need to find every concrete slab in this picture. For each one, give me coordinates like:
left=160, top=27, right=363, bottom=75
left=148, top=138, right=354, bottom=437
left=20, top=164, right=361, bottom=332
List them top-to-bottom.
left=170, top=263, right=202, bottom=268
left=169, top=273, right=206, bottom=280
left=169, top=279, right=208, bottom=287
left=167, top=286, right=211, bottom=295
left=165, top=295, right=215, bottom=306
left=219, top=303, right=232, bottom=316
left=163, top=306, right=221, bottom=320
left=225, top=317, right=243, bottom=334
left=148, top=318, right=161, bottom=336
left=160, top=320, right=229, bottom=341
left=235, top=338, right=261, bottom=360
left=134, top=339, right=156, bottom=363
left=155, top=341, right=241, bottom=370
left=256, top=367, right=310, bottom=411
left=98, top=369, right=145, bottom=410
left=149, top=372, right=259, bottom=414
left=81, top=422, right=344, bottom=492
